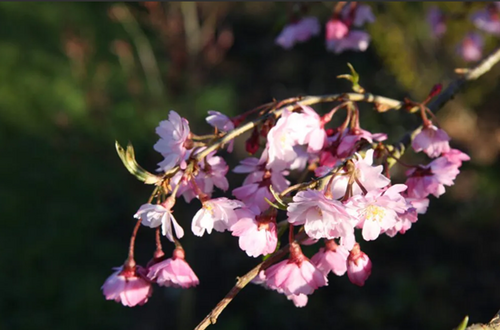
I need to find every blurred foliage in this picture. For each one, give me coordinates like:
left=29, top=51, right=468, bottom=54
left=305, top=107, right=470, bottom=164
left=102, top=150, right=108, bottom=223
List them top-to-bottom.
left=1, top=2, right=500, bottom=330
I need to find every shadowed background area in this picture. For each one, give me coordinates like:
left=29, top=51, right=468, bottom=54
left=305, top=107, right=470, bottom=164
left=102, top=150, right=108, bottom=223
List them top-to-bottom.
left=2, top=2, right=500, bottom=330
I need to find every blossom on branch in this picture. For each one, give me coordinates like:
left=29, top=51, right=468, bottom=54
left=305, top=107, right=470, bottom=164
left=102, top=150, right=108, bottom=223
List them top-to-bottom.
left=276, top=17, right=320, bottom=49
left=154, top=111, right=191, bottom=172
left=412, top=124, right=450, bottom=158
left=192, top=197, right=244, bottom=236
left=134, top=201, right=184, bottom=243
left=230, top=208, right=278, bottom=258
left=147, top=248, right=199, bottom=288
left=101, top=266, right=152, bottom=307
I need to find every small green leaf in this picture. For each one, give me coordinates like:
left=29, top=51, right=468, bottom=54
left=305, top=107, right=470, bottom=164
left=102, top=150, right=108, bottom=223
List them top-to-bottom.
left=337, top=63, right=365, bottom=93
left=115, top=141, right=163, bottom=184
left=269, top=185, right=288, bottom=208
left=455, top=316, right=469, bottom=330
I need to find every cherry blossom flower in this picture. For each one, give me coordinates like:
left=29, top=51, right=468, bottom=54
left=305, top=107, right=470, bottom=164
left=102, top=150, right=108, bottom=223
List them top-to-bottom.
left=351, top=5, right=376, bottom=27
left=470, top=5, right=500, bottom=36
left=427, top=6, right=446, bottom=38
left=276, top=17, right=320, bottom=49
left=325, top=18, right=349, bottom=41
left=326, top=30, right=370, bottom=54
left=457, top=33, right=483, bottom=62
left=295, top=105, right=328, bottom=153
left=206, top=110, right=235, bottom=152
left=154, top=111, right=191, bottom=172
left=412, top=124, right=450, bottom=158
left=336, top=128, right=387, bottom=158
left=442, top=148, right=470, bottom=166
left=328, top=149, right=391, bottom=200
left=170, top=151, right=229, bottom=203
left=233, top=156, right=290, bottom=213
left=405, top=156, right=461, bottom=199
left=233, top=182, right=274, bottom=214
left=346, top=184, right=410, bottom=241
left=349, top=185, right=408, bottom=239
left=287, top=189, right=356, bottom=248
left=192, top=197, right=244, bottom=236
left=134, top=200, right=184, bottom=243
left=230, top=208, right=278, bottom=258
left=311, top=239, right=349, bottom=276
left=265, top=243, right=328, bottom=296
left=347, top=243, right=372, bottom=286
left=147, top=248, right=199, bottom=288
left=102, top=265, right=152, bottom=307
left=287, top=294, right=308, bottom=308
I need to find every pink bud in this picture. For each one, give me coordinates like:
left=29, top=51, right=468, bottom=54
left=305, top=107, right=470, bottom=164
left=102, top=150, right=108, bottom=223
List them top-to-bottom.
left=347, top=243, right=372, bottom=286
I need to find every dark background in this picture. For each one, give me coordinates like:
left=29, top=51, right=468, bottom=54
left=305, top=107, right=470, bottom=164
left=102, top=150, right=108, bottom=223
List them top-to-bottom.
left=2, top=2, right=500, bottom=330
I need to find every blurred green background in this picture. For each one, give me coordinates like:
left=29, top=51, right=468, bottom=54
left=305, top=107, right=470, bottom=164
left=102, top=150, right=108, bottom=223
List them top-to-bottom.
left=2, top=2, right=500, bottom=330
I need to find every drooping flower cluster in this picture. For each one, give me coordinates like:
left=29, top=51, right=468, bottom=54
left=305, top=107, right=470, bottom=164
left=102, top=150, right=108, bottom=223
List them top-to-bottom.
left=275, top=3, right=375, bottom=54
left=104, top=71, right=469, bottom=312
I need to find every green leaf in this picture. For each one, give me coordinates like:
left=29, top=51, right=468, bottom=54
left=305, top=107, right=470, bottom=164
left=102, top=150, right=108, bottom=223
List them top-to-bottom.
left=115, top=141, right=163, bottom=184
left=455, top=316, right=469, bottom=330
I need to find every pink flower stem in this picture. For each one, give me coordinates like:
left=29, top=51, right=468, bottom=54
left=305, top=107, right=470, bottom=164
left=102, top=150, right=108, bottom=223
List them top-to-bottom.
left=125, top=218, right=142, bottom=270
left=289, top=224, right=295, bottom=244
left=153, top=227, right=165, bottom=260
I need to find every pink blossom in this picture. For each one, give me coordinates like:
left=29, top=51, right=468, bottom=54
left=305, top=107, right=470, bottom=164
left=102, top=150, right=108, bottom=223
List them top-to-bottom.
left=351, top=5, right=376, bottom=27
left=427, top=6, right=446, bottom=38
left=471, top=6, right=500, bottom=36
left=276, top=17, right=320, bottom=49
left=325, top=19, right=349, bottom=40
left=326, top=30, right=370, bottom=54
left=457, top=33, right=483, bottom=62
left=295, top=105, right=328, bottom=153
left=206, top=110, right=235, bottom=152
left=266, top=110, right=301, bottom=168
left=154, top=111, right=191, bottom=172
left=412, top=124, right=450, bottom=158
left=336, top=128, right=387, bottom=158
left=443, top=148, right=470, bottom=166
left=329, top=149, right=391, bottom=199
left=171, top=151, right=229, bottom=203
left=405, top=156, right=461, bottom=198
left=233, top=182, right=274, bottom=214
left=346, top=184, right=409, bottom=241
left=287, top=189, right=356, bottom=248
left=192, top=197, right=244, bottom=236
left=134, top=200, right=184, bottom=243
left=230, top=208, right=278, bottom=258
left=311, top=240, right=349, bottom=276
left=265, top=243, right=328, bottom=296
left=347, top=243, right=372, bottom=286
left=147, top=248, right=199, bottom=288
left=102, top=266, right=152, bottom=307
left=287, top=294, right=308, bottom=308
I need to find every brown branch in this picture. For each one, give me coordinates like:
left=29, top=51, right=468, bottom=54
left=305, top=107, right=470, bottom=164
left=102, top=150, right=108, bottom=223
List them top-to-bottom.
left=399, top=47, right=500, bottom=147
left=193, top=234, right=305, bottom=330
left=463, top=310, right=500, bottom=330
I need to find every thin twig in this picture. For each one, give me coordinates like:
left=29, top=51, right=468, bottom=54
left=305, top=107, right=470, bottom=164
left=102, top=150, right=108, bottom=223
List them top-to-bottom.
left=193, top=47, right=500, bottom=330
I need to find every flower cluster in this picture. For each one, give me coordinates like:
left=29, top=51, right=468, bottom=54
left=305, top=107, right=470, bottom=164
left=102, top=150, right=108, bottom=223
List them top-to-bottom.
left=275, top=3, right=375, bottom=54
left=427, top=3, right=500, bottom=62
left=103, top=76, right=468, bottom=311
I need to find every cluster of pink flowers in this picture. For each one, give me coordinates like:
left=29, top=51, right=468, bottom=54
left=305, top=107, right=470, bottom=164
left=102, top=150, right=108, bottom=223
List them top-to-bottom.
left=428, top=3, right=500, bottom=62
left=275, top=4, right=375, bottom=54
left=104, top=86, right=469, bottom=309
left=102, top=247, right=198, bottom=307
